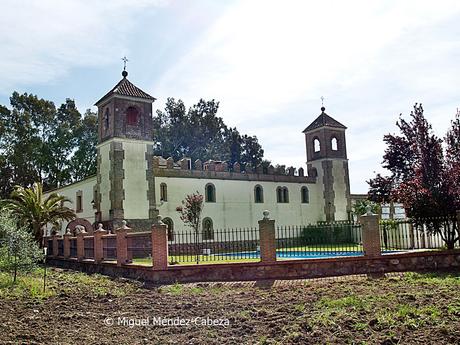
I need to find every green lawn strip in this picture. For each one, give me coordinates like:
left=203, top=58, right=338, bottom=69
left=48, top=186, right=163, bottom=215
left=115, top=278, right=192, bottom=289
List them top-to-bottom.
left=0, top=268, right=138, bottom=300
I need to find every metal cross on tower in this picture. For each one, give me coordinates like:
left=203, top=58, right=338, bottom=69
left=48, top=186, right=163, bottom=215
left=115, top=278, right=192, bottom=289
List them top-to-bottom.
left=122, top=56, right=129, bottom=71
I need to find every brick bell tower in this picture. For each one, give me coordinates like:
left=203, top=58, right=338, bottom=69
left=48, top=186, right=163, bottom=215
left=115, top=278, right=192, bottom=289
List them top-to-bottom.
left=93, top=65, right=157, bottom=231
left=303, top=106, right=351, bottom=222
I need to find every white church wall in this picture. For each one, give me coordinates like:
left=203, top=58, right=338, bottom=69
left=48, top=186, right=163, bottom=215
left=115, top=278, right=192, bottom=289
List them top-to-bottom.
left=331, top=159, right=349, bottom=220
left=43, top=176, right=97, bottom=235
left=154, top=177, right=324, bottom=231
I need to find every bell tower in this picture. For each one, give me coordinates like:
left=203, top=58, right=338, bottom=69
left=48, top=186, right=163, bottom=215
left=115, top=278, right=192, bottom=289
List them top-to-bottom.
left=93, top=68, right=157, bottom=230
left=303, top=106, right=351, bottom=221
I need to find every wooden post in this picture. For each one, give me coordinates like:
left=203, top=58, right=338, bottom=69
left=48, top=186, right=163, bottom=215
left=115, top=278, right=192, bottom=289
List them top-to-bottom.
left=359, top=209, right=381, bottom=257
left=259, top=210, right=276, bottom=263
left=152, top=216, right=169, bottom=270
left=116, top=220, right=130, bottom=266
left=94, top=223, right=107, bottom=263
left=63, top=233, right=71, bottom=258
left=76, top=233, right=85, bottom=261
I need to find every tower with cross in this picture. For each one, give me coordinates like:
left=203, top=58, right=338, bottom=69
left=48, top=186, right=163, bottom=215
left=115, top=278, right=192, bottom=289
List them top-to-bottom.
left=93, top=58, right=158, bottom=230
left=302, top=100, right=351, bottom=221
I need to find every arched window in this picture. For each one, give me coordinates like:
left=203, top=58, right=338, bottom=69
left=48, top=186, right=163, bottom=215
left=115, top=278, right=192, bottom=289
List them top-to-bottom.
left=126, top=106, right=139, bottom=126
left=104, top=108, right=110, bottom=131
left=331, top=137, right=338, bottom=151
left=314, top=138, right=321, bottom=153
left=160, top=183, right=167, bottom=202
left=205, top=183, right=216, bottom=202
left=254, top=185, right=264, bottom=203
left=276, top=187, right=283, bottom=203
left=276, top=187, right=289, bottom=203
left=283, top=187, right=289, bottom=203
left=301, top=187, right=309, bottom=203
left=163, top=217, right=174, bottom=241
left=202, top=218, right=214, bottom=240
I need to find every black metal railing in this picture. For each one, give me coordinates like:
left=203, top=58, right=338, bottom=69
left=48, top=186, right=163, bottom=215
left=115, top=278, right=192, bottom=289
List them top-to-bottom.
left=380, top=216, right=459, bottom=251
left=276, top=221, right=363, bottom=259
left=168, top=227, right=260, bottom=264
left=127, top=232, right=152, bottom=264
left=102, top=235, right=117, bottom=261
left=84, top=237, right=94, bottom=259
left=70, top=238, right=77, bottom=257
left=47, top=239, right=53, bottom=256
left=57, top=239, right=64, bottom=256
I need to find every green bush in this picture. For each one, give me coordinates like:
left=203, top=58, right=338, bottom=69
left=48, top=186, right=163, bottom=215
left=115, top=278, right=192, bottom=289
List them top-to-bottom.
left=0, top=210, right=44, bottom=283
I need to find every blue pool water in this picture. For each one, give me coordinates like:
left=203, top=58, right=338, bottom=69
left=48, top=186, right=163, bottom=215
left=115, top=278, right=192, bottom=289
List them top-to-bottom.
left=218, top=250, right=402, bottom=259
left=219, top=251, right=364, bottom=259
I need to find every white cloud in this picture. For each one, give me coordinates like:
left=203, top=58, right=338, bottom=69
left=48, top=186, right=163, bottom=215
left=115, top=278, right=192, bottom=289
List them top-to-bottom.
left=0, top=0, right=168, bottom=92
left=153, top=0, right=460, bottom=193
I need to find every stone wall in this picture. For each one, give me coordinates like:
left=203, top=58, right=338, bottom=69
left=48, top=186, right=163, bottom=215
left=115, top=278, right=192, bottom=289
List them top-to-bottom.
left=48, top=250, right=460, bottom=284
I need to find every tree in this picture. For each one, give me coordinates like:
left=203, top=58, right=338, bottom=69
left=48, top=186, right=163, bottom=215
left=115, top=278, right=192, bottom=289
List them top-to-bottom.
left=0, top=93, right=98, bottom=197
left=153, top=98, right=265, bottom=170
left=381, top=104, right=459, bottom=248
left=367, top=173, right=394, bottom=218
left=2, top=183, right=76, bottom=246
left=176, top=192, right=204, bottom=264
left=352, top=199, right=380, bottom=217
left=0, top=210, right=44, bottom=283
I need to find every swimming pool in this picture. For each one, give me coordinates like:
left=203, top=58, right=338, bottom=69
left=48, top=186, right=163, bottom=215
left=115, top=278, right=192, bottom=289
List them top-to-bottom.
left=219, top=250, right=364, bottom=259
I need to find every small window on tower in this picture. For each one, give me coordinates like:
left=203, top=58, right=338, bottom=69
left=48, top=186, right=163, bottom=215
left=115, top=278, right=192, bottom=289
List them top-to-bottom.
left=126, top=106, right=139, bottom=126
left=104, top=108, right=110, bottom=131
left=331, top=137, right=338, bottom=151
left=314, top=138, right=321, bottom=152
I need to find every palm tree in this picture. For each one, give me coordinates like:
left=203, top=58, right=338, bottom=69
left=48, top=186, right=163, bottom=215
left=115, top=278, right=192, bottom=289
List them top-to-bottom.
left=2, top=182, right=76, bottom=246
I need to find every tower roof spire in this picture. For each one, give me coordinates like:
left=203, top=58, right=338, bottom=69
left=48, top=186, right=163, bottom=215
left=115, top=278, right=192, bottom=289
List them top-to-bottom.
left=121, top=56, right=129, bottom=78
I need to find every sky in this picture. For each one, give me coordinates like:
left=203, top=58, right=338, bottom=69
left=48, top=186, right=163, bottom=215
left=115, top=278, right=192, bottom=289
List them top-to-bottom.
left=1, top=0, right=459, bottom=193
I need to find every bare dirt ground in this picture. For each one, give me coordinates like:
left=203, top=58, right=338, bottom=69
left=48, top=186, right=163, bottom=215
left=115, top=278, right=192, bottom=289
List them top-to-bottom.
left=1, top=268, right=460, bottom=344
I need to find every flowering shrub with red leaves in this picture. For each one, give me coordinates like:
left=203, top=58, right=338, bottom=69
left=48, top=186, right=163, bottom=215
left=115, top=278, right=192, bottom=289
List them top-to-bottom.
left=375, top=104, right=460, bottom=248
left=176, top=192, right=204, bottom=233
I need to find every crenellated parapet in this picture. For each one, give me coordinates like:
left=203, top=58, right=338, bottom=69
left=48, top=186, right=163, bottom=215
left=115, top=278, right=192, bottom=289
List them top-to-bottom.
left=151, top=157, right=316, bottom=183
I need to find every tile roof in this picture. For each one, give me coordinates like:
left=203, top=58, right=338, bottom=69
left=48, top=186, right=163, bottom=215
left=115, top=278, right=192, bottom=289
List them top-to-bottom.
left=95, top=77, right=156, bottom=105
left=303, top=108, right=347, bottom=132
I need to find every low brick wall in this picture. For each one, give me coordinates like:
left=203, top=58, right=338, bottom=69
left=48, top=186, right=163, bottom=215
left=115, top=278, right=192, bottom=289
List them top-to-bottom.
left=47, top=250, right=460, bottom=284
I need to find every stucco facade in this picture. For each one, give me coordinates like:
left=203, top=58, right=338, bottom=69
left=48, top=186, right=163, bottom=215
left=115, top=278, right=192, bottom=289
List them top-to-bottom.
left=46, top=73, right=352, bottom=235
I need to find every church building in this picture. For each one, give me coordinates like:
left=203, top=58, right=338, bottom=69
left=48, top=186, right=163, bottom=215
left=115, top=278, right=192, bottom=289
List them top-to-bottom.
left=47, top=70, right=352, bottom=236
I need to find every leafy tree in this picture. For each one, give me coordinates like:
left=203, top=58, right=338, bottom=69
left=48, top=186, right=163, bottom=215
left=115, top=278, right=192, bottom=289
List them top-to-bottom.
left=0, top=92, right=98, bottom=197
left=153, top=98, right=265, bottom=169
left=381, top=104, right=459, bottom=248
left=70, top=109, right=98, bottom=180
left=367, top=173, right=394, bottom=217
left=1, top=183, right=76, bottom=246
left=176, top=192, right=204, bottom=264
left=352, top=199, right=380, bottom=217
left=0, top=210, right=44, bottom=283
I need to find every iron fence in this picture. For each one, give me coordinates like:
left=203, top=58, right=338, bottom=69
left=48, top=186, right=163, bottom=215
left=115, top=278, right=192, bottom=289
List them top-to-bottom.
left=380, top=216, right=460, bottom=251
left=276, top=221, right=363, bottom=259
left=168, top=227, right=260, bottom=264
left=126, top=232, right=152, bottom=264
left=102, top=235, right=117, bottom=261
left=84, top=237, right=94, bottom=259
left=70, top=238, right=77, bottom=258
left=47, top=239, right=53, bottom=256
left=57, top=239, right=64, bottom=257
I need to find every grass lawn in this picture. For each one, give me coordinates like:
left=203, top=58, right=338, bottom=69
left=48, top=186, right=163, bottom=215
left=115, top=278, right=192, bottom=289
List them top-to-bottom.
left=1, top=268, right=459, bottom=344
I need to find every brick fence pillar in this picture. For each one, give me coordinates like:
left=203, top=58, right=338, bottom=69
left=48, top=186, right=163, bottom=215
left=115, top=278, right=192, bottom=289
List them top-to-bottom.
left=360, top=209, right=381, bottom=257
left=259, top=210, right=276, bottom=263
left=152, top=215, right=169, bottom=270
left=116, top=220, right=130, bottom=266
left=94, top=223, right=107, bottom=263
left=63, top=233, right=71, bottom=258
left=76, top=233, right=85, bottom=261
left=52, top=235, right=58, bottom=257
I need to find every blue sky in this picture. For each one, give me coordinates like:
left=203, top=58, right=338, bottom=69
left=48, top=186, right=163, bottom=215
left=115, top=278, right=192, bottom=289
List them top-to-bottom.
left=1, top=0, right=460, bottom=193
